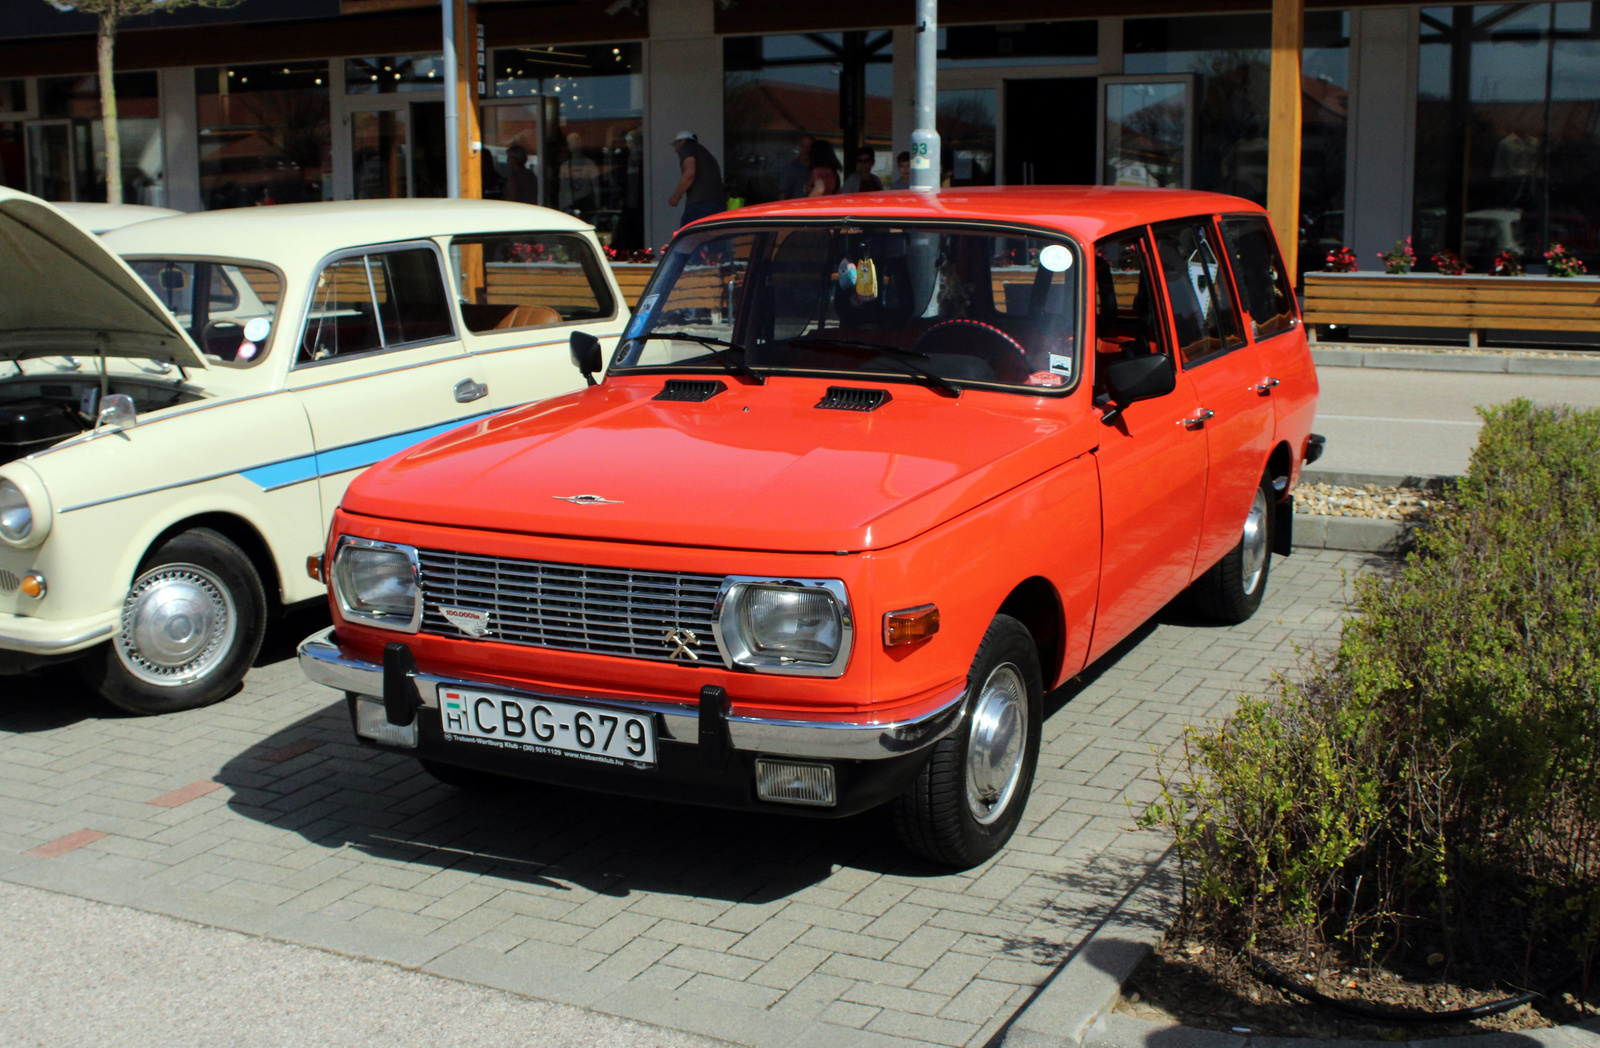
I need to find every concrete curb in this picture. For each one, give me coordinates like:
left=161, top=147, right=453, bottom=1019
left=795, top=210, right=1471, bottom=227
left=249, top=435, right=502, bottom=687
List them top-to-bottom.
left=1311, top=346, right=1600, bottom=376
left=1300, top=468, right=1454, bottom=489
left=1292, top=513, right=1415, bottom=554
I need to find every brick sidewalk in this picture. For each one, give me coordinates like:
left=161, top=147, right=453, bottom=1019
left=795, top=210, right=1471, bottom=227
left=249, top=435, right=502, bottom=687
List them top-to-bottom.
left=0, top=550, right=1372, bottom=1048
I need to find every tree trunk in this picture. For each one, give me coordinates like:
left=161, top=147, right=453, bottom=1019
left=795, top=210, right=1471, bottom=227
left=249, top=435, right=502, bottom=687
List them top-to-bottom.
left=97, top=11, right=121, bottom=204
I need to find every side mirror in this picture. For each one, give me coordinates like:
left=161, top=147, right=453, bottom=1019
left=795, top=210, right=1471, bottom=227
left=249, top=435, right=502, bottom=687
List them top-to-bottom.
left=570, top=331, right=603, bottom=387
left=1099, top=354, right=1175, bottom=425
left=96, top=393, right=137, bottom=431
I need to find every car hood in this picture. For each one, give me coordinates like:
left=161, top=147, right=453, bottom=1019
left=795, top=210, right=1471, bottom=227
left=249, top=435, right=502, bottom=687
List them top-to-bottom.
left=0, top=188, right=205, bottom=368
left=342, top=377, right=1085, bottom=553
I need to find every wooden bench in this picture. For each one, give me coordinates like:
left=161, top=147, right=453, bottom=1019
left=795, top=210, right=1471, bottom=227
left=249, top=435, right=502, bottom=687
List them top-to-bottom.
left=1303, top=272, right=1600, bottom=347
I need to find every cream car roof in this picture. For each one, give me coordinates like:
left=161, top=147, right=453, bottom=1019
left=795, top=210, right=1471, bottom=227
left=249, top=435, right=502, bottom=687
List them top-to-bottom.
left=102, top=198, right=596, bottom=274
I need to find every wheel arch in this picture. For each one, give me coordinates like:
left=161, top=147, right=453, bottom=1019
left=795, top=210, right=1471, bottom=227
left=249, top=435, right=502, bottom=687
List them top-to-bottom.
left=1266, top=439, right=1295, bottom=497
left=143, top=512, right=285, bottom=614
left=996, top=576, right=1065, bottom=689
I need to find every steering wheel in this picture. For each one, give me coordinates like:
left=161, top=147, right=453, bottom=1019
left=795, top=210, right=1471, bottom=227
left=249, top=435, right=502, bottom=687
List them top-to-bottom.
left=199, top=319, right=245, bottom=360
left=911, top=319, right=1028, bottom=360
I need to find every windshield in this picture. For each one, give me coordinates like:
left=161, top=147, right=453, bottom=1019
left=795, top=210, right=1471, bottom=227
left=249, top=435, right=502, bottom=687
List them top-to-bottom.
left=616, top=223, right=1081, bottom=393
left=129, top=258, right=283, bottom=367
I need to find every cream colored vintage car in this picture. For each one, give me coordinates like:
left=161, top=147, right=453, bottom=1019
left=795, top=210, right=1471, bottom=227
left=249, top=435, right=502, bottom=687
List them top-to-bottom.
left=0, top=189, right=627, bottom=713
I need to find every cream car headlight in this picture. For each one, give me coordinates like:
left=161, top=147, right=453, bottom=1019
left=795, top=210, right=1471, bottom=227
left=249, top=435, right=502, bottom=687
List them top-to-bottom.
left=0, top=471, right=50, bottom=549
left=330, top=536, right=421, bottom=632
left=714, top=578, right=852, bottom=676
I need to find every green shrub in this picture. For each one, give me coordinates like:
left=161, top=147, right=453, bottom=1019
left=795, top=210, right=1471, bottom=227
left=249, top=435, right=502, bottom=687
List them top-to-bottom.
left=1142, top=401, right=1600, bottom=973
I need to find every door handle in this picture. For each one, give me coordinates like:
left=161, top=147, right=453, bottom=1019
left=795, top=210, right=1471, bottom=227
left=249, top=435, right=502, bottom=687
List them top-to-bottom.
left=1253, top=377, right=1280, bottom=393
left=454, top=378, right=488, bottom=403
left=1180, top=408, right=1216, bottom=428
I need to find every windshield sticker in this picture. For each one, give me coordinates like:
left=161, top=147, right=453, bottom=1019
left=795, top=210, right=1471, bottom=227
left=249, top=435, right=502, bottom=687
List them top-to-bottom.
left=1039, top=245, right=1074, bottom=272
left=638, top=294, right=658, bottom=315
left=243, top=317, right=271, bottom=344
left=237, top=341, right=258, bottom=361
left=1048, top=354, right=1073, bottom=378
left=1027, top=371, right=1065, bottom=387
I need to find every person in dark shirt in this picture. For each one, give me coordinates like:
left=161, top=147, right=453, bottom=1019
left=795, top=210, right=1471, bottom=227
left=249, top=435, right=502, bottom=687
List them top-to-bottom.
left=668, top=131, right=727, bottom=228
left=503, top=143, right=540, bottom=205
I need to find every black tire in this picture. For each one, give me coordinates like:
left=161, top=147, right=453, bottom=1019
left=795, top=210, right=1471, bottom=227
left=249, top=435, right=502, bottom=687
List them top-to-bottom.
left=1189, top=475, right=1273, bottom=625
left=80, top=528, right=267, bottom=715
left=893, top=614, right=1043, bottom=867
left=418, top=758, right=516, bottom=792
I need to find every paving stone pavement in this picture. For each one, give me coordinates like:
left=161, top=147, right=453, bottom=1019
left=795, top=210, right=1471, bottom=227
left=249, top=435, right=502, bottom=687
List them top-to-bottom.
left=0, top=550, right=1378, bottom=1048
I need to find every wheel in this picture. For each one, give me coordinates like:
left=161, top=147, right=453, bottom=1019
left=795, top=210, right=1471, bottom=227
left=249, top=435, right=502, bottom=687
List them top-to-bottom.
left=1188, top=475, right=1273, bottom=625
left=79, top=528, right=266, bottom=715
left=893, top=614, right=1043, bottom=867
left=418, top=758, right=516, bottom=792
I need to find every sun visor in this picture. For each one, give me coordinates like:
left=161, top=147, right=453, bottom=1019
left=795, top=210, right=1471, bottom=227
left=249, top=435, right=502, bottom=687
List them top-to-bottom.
left=0, top=189, right=206, bottom=368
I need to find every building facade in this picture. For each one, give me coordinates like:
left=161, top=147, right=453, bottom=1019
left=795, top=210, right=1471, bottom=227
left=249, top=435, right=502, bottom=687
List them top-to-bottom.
left=1, top=0, right=1596, bottom=275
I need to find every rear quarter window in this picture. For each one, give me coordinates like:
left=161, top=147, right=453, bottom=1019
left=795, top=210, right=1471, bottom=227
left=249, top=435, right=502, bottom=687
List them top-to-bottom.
left=1219, top=214, right=1296, bottom=341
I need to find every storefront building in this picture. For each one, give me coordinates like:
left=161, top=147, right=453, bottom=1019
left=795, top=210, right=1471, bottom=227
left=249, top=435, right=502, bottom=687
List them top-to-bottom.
left=1, top=0, right=1595, bottom=275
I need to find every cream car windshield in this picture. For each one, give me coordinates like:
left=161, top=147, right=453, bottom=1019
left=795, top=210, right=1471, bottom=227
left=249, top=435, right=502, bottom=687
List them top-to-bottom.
left=615, top=223, right=1081, bottom=393
left=130, top=259, right=283, bottom=367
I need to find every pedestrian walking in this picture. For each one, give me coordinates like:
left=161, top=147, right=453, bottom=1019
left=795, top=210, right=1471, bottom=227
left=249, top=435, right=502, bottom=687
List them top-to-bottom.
left=668, top=130, right=727, bottom=228
left=778, top=133, right=814, bottom=199
left=806, top=139, right=841, bottom=197
left=840, top=147, right=883, bottom=193
left=890, top=150, right=911, bottom=190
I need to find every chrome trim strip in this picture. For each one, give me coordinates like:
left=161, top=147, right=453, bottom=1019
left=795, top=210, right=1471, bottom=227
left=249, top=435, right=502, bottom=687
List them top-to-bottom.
left=0, top=622, right=114, bottom=654
left=296, top=627, right=964, bottom=760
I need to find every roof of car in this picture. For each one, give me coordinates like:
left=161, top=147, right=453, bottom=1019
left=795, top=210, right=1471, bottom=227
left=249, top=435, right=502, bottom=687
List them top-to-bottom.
left=701, top=186, right=1270, bottom=243
left=102, top=198, right=594, bottom=271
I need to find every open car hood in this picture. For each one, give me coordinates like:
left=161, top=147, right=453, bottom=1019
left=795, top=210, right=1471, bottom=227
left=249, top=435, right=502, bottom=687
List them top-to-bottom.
left=0, top=188, right=205, bottom=368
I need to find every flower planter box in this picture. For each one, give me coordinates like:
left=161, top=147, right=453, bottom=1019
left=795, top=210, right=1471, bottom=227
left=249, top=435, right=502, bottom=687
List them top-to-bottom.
left=610, top=262, right=657, bottom=308
left=1302, top=271, right=1600, bottom=347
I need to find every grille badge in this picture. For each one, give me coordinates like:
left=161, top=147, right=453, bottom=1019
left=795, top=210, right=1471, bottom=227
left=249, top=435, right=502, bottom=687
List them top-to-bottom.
left=553, top=494, right=622, bottom=505
left=439, top=606, right=492, bottom=637
left=663, top=628, right=701, bottom=661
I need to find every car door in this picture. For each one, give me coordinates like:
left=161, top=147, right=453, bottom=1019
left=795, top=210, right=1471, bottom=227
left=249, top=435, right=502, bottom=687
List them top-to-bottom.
left=1218, top=213, right=1317, bottom=471
left=1150, top=217, right=1275, bottom=579
left=1087, top=225, right=1210, bottom=664
left=447, top=232, right=622, bottom=411
left=287, top=242, right=495, bottom=530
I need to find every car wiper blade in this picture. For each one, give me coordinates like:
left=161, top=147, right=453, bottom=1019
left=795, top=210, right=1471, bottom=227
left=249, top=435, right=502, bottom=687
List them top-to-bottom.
left=629, top=331, right=766, bottom=385
left=787, top=335, right=961, bottom=398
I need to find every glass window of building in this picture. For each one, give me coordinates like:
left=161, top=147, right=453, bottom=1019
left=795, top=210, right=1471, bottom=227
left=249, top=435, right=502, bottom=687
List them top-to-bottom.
left=1415, top=3, right=1600, bottom=272
left=1125, top=13, right=1351, bottom=273
left=938, top=21, right=1096, bottom=68
left=724, top=32, right=894, bottom=206
left=485, top=42, right=643, bottom=249
left=346, top=53, right=446, bottom=93
left=195, top=61, right=331, bottom=210
left=29, top=72, right=162, bottom=204
left=0, top=80, right=26, bottom=115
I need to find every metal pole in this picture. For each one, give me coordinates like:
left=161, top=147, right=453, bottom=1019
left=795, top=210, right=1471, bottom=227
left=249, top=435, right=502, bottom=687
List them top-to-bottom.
left=443, top=0, right=460, bottom=198
left=910, top=0, right=940, bottom=192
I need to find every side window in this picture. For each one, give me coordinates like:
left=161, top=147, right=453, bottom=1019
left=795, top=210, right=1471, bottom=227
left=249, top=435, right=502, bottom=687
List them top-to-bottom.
left=1219, top=214, right=1296, bottom=340
left=1152, top=219, right=1246, bottom=366
left=1093, top=228, right=1167, bottom=376
left=450, top=233, right=615, bottom=334
left=299, top=248, right=454, bottom=364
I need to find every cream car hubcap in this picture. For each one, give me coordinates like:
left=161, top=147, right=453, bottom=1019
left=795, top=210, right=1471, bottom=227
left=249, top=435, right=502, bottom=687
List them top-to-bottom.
left=1241, top=486, right=1269, bottom=596
left=115, top=563, right=237, bottom=687
left=965, top=663, right=1028, bottom=825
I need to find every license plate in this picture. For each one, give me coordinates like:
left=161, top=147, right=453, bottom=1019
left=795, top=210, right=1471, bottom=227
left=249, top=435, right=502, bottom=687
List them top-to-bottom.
left=436, top=686, right=657, bottom=767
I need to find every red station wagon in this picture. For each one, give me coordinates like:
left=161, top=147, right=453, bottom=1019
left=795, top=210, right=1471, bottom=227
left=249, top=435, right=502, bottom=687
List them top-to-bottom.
left=299, top=188, right=1321, bottom=867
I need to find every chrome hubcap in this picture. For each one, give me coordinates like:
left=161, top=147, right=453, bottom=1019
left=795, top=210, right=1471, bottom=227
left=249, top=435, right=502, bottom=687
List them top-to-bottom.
left=1241, top=486, right=1269, bottom=596
left=115, top=563, right=237, bottom=688
left=965, top=663, right=1028, bottom=825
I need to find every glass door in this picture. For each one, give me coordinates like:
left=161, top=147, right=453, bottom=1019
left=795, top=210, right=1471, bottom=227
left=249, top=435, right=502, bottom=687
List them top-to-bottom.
left=1098, top=75, right=1194, bottom=188
left=351, top=106, right=408, bottom=199
left=25, top=121, right=72, bottom=200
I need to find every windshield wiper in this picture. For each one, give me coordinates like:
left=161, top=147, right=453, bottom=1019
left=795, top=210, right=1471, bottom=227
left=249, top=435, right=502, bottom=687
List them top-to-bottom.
left=628, top=332, right=766, bottom=385
left=787, top=336, right=962, bottom=398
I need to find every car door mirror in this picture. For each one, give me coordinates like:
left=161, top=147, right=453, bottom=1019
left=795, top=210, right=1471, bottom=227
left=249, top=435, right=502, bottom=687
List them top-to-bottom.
left=570, top=331, right=603, bottom=387
left=1103, top=353, right=1176, bottom=404
left=95, top=393, right=137, bottom=431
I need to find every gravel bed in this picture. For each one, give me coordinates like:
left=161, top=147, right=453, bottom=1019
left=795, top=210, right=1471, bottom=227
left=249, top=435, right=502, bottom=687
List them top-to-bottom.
left=1295, top=482, right=1441, bottom=521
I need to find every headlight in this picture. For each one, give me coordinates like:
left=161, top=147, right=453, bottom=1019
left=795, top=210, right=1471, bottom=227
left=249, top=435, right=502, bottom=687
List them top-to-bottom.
left=0, top=480, right=31, bottom=543
left=330, top=537, right=421, bottom=632
left=715, top=578, right=853, bottom=676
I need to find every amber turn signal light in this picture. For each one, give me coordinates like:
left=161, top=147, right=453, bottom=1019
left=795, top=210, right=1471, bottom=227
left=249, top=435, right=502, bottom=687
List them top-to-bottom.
left=306, top=555, right=324, bottom=582
left=20, top=570, right=46, bottom=599
left=883, top=604, right=939, bottom=647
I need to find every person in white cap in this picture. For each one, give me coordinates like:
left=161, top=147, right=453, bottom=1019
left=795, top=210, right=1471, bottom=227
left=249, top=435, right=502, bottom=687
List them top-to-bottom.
left=668, top=130, right=727, bottom=228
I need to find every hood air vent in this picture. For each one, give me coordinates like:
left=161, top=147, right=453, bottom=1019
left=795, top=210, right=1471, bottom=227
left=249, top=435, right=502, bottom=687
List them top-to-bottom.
left=654, top=379, right=727, bottom=402
left=816, top=387, right=891, bottom=412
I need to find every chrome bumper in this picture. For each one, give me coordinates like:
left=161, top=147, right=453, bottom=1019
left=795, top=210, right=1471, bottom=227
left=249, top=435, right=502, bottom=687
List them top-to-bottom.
left=297, top=626, right=964, bottom=761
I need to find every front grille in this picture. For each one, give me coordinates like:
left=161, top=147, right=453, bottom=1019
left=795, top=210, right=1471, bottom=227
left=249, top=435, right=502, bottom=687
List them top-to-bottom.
left=418, top=550, right=725, bottom=664
left=0, top=569, right=16, bottom=591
